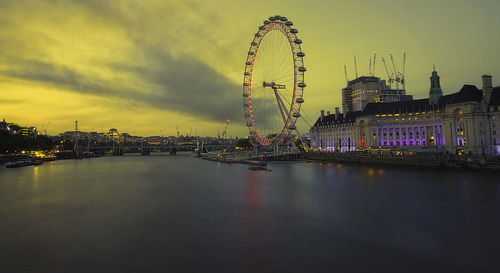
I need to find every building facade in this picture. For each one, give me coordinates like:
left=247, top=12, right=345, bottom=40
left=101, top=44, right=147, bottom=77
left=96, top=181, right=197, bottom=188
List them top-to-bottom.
left=312, top=72, right=500, bottom=156
left=342, top=76, right=412, bottom=113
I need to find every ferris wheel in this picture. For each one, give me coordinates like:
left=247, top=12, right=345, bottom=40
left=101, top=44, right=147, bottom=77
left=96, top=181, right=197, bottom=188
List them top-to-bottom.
left=242, top=15, right=306, bottom=146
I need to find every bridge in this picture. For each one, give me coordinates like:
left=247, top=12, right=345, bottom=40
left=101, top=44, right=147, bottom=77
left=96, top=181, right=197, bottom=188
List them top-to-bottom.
left=84, top=143, right=234, bottom=155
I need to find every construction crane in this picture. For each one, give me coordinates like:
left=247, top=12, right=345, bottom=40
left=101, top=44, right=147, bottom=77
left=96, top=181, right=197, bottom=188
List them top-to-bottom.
left=402, top=51, right=406, bottom=90
left=372, top=53, right=377, bottom=76
left=390, top=53, right=400, bottom=90
left=354, top=55, right=358, bottom=79
left=381, top=57, right=393, bottom=87
left=369, top=59, right=372, bottom=76
left=344, top=65, right=349, bottom=85
left=222, top=119, right=230, bottom=139
left=74, top=120, right=79, bottom=155
left=41, top=121, right=50, bottom=135
left=176, top=127, right=179, bottom=138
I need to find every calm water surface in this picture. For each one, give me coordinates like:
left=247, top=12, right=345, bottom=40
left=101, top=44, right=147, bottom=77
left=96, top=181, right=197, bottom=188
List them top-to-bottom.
left=0, top=153, right=499, bottom=273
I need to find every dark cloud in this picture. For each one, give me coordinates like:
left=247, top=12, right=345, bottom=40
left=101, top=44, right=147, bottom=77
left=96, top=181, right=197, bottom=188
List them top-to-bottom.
left=0, top=0, right=245, bottom=123
left=117, top=47, right=243, bottom=122
left=1, top=55, right=243, bottom=123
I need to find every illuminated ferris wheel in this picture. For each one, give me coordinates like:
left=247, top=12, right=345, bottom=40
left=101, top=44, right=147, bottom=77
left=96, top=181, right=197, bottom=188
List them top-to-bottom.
left=242, top=15, right=306, bottom=146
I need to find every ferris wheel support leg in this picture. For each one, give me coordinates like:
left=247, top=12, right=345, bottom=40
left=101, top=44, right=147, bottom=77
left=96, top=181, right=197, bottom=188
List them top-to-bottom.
left=273, top=89, right=288, bottom=124
left=276, top=91, right=290, bottom=118
left=294, top=128, right=310, bottom=150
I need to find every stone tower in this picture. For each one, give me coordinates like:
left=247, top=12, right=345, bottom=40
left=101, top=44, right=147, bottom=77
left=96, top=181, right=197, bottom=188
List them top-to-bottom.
left=429, top=68, right=443, bottom=105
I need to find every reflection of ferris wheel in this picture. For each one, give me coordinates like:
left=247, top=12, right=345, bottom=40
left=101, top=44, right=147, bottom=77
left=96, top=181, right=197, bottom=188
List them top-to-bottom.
left=243, top=15, right=306, bottom=146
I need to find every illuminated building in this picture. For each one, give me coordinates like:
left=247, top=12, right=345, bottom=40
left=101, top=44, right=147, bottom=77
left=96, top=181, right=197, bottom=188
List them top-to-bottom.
left=311, top=71, right=500, bottom=156
left=342, top=76, right=412, bottom=113
left=310, top=109, right=358, bottom=152
left=19, top=127, right=38, bottom=138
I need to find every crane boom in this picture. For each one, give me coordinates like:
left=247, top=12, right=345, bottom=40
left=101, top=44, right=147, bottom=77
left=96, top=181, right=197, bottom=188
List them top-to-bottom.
left=402, top=51, right=406, bottom=90
left=372, top=53, right=376, bottom=76
left=389, top=53, right=399, bottom=89
left=354, top=55, right=358, bottom=79
left=381, top=57, right=392, bottom=87
left=369, top=59, right=372, bottom=76
left=344, top=65, right=349, bottom=85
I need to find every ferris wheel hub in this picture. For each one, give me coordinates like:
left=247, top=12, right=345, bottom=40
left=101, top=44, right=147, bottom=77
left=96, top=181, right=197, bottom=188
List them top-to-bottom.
left=263, top=81, right=286, bottom=90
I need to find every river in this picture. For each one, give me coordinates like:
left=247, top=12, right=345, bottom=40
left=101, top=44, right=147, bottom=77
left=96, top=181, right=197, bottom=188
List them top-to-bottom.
left=0, top=153, right=499, bottom=272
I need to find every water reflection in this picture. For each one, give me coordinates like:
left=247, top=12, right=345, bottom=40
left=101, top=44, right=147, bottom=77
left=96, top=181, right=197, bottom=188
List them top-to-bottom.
left=0, top=155, right=499, bottom=273
left=32, top=166, right=39, bottom=190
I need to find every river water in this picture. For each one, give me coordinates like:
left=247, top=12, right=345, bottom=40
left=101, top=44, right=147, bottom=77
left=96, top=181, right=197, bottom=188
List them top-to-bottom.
left=0, top=153, right=499, bottom=273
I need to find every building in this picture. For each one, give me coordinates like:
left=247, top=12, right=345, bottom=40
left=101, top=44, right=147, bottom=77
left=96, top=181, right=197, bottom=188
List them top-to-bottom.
left=311, top=71, right=500, bottom=156
left=342, top=76, right=412, bottom=113
left=312, top=109, right=358, bottom=152
left=0, top=119, right=9, bottom=132
left=19, top=127, right=38, bottom=138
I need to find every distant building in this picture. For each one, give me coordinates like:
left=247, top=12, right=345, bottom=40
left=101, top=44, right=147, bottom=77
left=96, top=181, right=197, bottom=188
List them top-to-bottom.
left=311, top=71, right=500, bottom=156
left=342, top=76, right=412, bottom=113
left=0, top=119, right=9, bottom=132
left=0, top=119, right=38, bottom=138
left=19, top=127, right=38, bottom=138
left=109, top=128, right=119, bottom=136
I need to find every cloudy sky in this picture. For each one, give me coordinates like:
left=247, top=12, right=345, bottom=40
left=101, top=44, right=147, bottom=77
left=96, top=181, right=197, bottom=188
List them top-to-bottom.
left=1, top=0, right=499, bottom=136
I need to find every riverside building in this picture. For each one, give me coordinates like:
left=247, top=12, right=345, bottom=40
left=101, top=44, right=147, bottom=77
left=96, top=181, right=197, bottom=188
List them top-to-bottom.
left=311, top=71, right=500, bottom=156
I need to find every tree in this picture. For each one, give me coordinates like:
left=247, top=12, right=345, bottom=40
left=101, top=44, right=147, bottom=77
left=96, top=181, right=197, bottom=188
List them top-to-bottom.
left=236, top=138, right=253, bottom=149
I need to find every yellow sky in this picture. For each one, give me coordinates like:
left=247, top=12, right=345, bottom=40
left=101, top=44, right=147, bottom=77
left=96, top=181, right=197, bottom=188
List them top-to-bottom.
left=1, top=0, right=499, bottom=136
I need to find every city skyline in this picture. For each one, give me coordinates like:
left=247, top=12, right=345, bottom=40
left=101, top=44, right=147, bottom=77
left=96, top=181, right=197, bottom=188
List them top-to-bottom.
left=1, top=0, right=500, bottom=136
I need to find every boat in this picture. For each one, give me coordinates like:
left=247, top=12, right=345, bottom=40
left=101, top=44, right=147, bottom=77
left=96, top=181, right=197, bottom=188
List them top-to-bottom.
left=6, top=159, right=32, bottom=168
left=31, top=159, right=44, bottom=165
left=248, top=166, right=268, bottom=171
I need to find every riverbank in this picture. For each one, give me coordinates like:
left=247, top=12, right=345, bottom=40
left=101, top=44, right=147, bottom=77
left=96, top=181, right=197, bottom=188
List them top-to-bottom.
left=201, top=151, right=299, bottom=164
left=300, top=151, right=500, bottom=171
